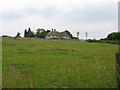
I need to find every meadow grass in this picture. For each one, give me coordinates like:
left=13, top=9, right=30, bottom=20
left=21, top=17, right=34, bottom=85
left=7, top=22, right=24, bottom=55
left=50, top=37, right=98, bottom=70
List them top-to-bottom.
left=0, top=38, right=2, bottom=89
left=2, top=38, right=118, bottom=88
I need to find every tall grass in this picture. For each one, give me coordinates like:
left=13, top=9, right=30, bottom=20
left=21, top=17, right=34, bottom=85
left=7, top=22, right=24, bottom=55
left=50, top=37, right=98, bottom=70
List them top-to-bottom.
left=2, top=39, right=118, bottom=88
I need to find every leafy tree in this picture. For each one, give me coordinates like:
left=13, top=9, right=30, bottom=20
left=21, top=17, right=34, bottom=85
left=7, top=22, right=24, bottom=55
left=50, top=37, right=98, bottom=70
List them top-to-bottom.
left=27, top=28, right=34, bottom=37
left=28, top=28, right=31, bottom=37
left=35, top=28, right=50, bottom=38
left=36, top=28, right=45, bottom=37
left=36, top=28, right=41, bottom=33
left=37, top=28, right=45, bottom=33
left=24, top=29, right=28, bottom=37
left=36, top=30, right=50, bottom=38
left=47, top=30, right=50, bottom=33
left=65, top=30, right=73, bottom=38
left=39, top=31, right=46, bottom=38
left=16, top=32, right=21, bottom=37
left=77, top=32, right=79, bottom=38
left=107, top=32, right=120, bottom=40
left=2, top=35, right=10, bottom=37
left=72, top=37, right=79, bottom=40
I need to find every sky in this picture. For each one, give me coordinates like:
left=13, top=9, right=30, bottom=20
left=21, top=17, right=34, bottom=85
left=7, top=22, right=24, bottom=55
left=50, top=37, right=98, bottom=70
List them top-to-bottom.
left=0, top=0, right=119, bottom=39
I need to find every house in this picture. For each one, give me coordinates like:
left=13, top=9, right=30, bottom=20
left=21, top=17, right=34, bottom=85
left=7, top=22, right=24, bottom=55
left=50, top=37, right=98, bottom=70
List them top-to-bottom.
left=46, top=29, right=71, bottom=39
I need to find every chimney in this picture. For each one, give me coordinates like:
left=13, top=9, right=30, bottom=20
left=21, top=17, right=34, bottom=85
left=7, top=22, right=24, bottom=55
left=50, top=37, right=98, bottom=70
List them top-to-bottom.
left=52, top=29, right=54, bottom=32
left=54, top=29, right=56, bottom=32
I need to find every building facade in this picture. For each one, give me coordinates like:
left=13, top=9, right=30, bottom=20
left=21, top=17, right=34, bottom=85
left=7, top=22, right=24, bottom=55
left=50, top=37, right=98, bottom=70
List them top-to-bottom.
left=46, top=29, right=71, bottom=39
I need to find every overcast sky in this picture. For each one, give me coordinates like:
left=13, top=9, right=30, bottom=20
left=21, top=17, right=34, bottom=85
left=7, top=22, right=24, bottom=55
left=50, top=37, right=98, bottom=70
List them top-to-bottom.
left=0, top=0, right=119, bottom=39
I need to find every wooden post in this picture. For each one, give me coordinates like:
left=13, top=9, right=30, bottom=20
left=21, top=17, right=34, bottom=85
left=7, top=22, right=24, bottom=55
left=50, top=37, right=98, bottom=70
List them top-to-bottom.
left=117, top=1, right=120, bottom=88
left=116, top=53, right=120, bottom=88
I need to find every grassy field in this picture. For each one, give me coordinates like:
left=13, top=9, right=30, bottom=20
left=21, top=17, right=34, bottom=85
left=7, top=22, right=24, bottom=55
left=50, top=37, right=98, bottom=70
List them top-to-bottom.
left=0, top=38, right=2, bottom=88
left=2, top=38, right=118, bottom=88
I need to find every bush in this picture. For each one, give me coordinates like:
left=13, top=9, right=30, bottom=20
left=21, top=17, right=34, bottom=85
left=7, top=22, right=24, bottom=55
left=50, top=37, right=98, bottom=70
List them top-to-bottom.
left=2, top=35, right=10, bottom=37
left=87, top=39, right=118, bottom=45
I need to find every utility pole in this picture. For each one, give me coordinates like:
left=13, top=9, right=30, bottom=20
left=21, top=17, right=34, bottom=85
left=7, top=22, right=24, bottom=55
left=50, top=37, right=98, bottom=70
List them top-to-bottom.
left=116, top=1, right=120, bottom=88
left=77, top=32, right=79, bottom=39
left=85, top=32, right=88, bottom=40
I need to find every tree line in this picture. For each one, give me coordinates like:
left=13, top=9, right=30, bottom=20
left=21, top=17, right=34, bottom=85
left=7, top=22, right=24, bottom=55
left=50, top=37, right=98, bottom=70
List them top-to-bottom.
left=14, top=28, right=75, bottom=39
left=24, top=28, right=51, bottom=38
left=87, top=32, right=120, bottom=45
left=106, top=32, right=120, bottom=40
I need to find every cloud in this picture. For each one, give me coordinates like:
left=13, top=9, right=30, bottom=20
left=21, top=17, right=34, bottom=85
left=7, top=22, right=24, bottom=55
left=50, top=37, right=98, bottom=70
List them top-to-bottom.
left=0, top=0, right=118, bottom=39
left=0, top=0, right=118, bottom=14
left=64, top=3, right=117, bottom=23
left=1, top=6, right=62, bottom=22
left=26, top=6, right=61, bottom=18
left=1, top=12, right=23, bottom=21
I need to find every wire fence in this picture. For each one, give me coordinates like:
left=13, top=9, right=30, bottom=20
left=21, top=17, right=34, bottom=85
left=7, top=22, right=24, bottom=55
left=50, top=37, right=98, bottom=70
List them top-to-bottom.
left=1, top=57, right=115, bottom=68
left=2, top=57, right=117, bottom=88
left=5, top=63, right=117, bottom=88
left=36, top=64, right=115, bottom=75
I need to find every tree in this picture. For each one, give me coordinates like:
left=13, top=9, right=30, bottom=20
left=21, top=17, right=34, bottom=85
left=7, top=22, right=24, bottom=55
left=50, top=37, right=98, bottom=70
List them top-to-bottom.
left=27, top=28, right=34, bottom=37
left=27, top=28, right=31, bottom=37
left=35, top=28, right=50, bottom=38
left=36, top=28, right=45, bottom=37
left=36, top=28, right=41, bottom=34
left=37, top=28, right=45, bottom=33
left=24, top=29, right=28, bottom=37
left=36, top=30, right=50, bottom=38
left=47, top=30, right=50, bottom=33
left=65, top=30, right=73, bottom=38
left=16, top=32, right=21, bottom=37
left=77, top=32, right=79, bottom=39
left=107, top=32, right=120, bottom=40
left=2, top=35, right=10, bottom=37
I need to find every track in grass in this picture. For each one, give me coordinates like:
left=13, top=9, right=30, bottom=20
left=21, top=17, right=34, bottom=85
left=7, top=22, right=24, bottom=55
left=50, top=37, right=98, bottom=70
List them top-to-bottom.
left=2, top=39, right=118, bottom=88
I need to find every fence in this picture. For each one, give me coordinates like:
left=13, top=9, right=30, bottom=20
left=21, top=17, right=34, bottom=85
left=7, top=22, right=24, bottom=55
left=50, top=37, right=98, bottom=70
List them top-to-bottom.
left=1, top=57, right=114, bottom=69
left=2, top=57, right=117, bottom=88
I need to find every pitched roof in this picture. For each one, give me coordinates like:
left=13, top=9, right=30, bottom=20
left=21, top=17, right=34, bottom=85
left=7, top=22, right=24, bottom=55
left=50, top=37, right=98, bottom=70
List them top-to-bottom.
left=46, top=31, right=70, bottom=37
left=47, top=31, right=59, bottom=36
left=61, top=32, right=70, bottom=37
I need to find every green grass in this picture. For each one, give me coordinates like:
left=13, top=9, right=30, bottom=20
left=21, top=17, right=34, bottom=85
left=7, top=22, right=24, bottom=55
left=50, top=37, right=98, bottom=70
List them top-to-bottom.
left=0, top=38, right=2, bottom=88
left=2, top=38, right=118, bottom=88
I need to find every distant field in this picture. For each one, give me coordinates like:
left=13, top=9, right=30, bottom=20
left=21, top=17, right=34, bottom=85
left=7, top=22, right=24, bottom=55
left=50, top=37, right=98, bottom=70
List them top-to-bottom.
left=2, top=38, right=118, bottom=88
